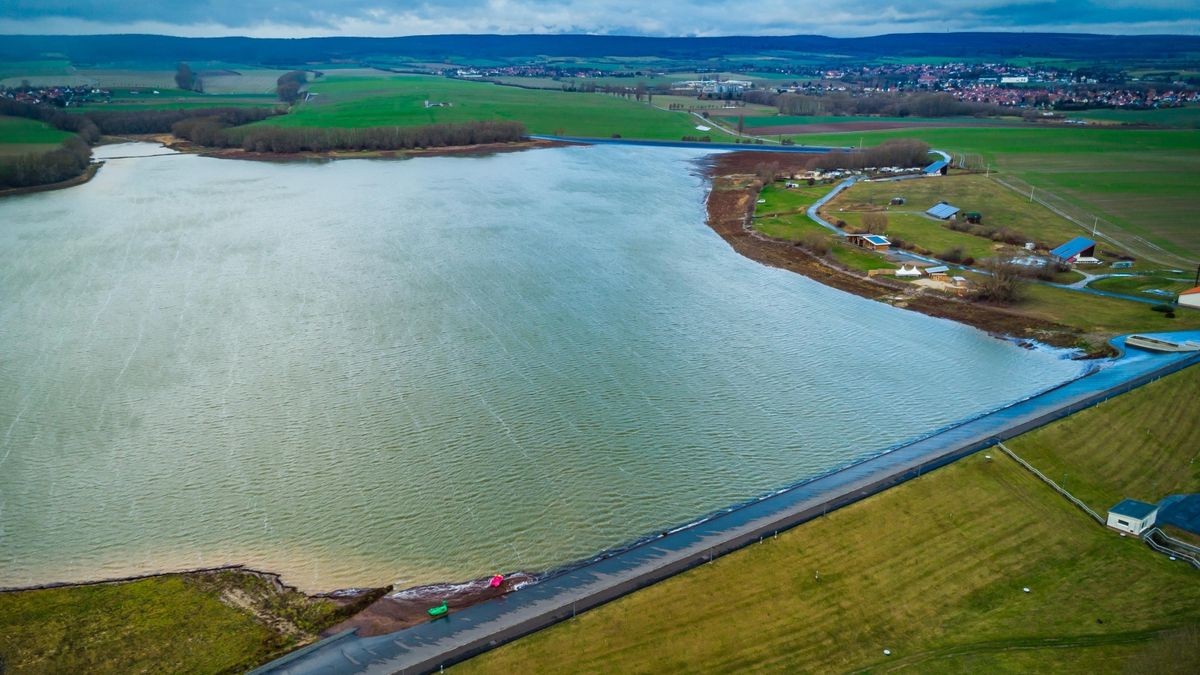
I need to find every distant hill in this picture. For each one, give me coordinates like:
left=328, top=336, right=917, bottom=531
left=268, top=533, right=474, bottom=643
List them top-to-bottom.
left=1, top=33, right=1198, bottom=66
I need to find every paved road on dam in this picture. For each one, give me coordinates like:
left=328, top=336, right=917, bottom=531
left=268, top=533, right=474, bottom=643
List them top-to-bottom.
left=253, top=332, right=1200, bottom=675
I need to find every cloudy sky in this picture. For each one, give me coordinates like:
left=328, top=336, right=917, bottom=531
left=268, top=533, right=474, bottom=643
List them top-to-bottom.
left=0, top=0, right=1196, bottom=37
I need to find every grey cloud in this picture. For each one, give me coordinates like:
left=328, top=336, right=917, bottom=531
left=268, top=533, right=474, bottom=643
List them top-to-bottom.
left=0, top=0, right=1196, bottom=35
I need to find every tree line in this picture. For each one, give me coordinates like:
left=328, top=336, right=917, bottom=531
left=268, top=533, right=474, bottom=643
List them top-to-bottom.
left=84, top=107, right=277, bottom=134
left=172, top=118, right=527, bottom=153
left=0, top=136, right=92, bottom=188
left=808, top=139, right=931, bottom=170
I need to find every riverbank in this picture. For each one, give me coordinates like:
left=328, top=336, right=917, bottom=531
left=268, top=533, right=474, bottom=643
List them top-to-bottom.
left=701, top=151, right=1114, bottom=356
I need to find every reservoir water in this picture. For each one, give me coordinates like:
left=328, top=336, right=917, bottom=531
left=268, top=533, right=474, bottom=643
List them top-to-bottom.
left=0, top=144, right=1081, bottom=591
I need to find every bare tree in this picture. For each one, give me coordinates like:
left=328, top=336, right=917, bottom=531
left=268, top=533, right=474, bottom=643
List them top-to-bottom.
left=861, top=212, right=888, bottom=233
left=972, top=258, right=1026, bottom=304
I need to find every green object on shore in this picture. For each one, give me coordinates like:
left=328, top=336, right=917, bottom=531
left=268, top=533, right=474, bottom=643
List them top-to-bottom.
left=428, top=600, right=448, bottom=617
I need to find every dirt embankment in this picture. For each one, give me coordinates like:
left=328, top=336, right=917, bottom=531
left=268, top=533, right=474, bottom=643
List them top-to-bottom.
left=701, top=152, right=1105, bottom=355
left=321, top=571, right=537, bottom=637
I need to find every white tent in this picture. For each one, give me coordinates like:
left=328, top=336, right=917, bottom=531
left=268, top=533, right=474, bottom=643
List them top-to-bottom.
left=895, top=264, right=922, bottom=278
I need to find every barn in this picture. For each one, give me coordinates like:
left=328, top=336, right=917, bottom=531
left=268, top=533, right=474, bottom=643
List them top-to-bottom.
left=1049, top=237, right=1098, bottom=265
left=1107, top=499, right=1159, bottom=535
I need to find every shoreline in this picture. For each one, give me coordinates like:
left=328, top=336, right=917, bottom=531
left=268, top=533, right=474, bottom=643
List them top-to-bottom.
left=699, top=151, right=1114, bottom=357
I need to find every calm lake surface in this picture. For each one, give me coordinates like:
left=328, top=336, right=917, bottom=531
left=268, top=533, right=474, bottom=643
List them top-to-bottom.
left=0, top=143, right=1081, bottom=591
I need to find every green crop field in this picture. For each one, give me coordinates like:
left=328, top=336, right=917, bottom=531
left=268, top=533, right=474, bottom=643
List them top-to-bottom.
left=260, top=74, right=727, bottom=140
left=1071, top=106, right=1200, bottom=129
left=0, top=116, right=73, bottom=156
left=778, top=126, right=1200, bottom=262
left=1008, top=365, right=1200, bottom=515
left=458, top=385, right=1200, bottom=673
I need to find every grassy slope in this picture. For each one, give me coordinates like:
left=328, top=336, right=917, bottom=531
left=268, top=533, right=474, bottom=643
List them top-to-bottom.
left=262, top=74, right=723, bottom=139
left=0, top=116, right=73, bottom=157
left=782, top=126, right=1200, bottom=261
left=834, top=173, right=1089, bottom=251
left=1089, top=274, right=1196, bottom=300
left=1008, top=364, right=1200, bottom=514
left=458, top=423, right=1200, bottom=674
left=0, top=570, right=358, bottom=674
left=0, top=576, right=274, bottom=674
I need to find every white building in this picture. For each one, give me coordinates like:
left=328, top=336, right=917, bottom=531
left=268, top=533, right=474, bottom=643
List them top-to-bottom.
left=1178, top=286, right=1200, bottom=310
left=1107, top=499, right=1159, bottom=535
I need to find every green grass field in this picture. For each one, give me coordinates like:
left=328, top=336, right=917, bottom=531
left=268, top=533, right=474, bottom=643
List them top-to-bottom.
left=261, top=74, right=725, bottom=140
left=1071, top=106, right=1200, bottom=129
left=0, top=116, right=74, bottom=156
left=775, top=126, right=1200, bottom=262
left=825, top=173, right=1098, bottom=262
left=1088, top=274, right=1197, bottom=301
left=1012, top=282, right=1200, bottom=337
left=1008, top=365, right=1200, bottom=514
left=458, top=382, right=1200, bottom=673
left=0, top=569, right=364, bottom=674
left=0, top=576, right=275, bottom=674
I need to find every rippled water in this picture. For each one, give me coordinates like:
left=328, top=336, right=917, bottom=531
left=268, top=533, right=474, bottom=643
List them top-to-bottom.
left=0, top=143, right=1081, bottom=591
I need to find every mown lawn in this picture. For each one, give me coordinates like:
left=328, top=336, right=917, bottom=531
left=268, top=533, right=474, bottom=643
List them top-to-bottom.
left=260, top=74, right=724, bottom=140
left=0, top=116, right=74, bottom=156
left=777, top=126, right=1200, bottom=261
left=753, top=182, right=826, bottom=216
left=832, top=210, right=999, bottom=261
left=1088, top=274, right=1197, bottom=301
left=1008, top=364, right=1200, bottom=514
left=458, top=419, right=1200, bottom=674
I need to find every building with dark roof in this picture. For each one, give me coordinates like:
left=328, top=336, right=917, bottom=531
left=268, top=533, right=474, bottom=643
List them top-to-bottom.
left=1107, top=499, right=1158, bottom=535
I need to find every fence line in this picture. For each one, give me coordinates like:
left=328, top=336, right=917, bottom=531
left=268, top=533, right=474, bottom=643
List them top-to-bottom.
left=989, top=173, right=1196, bottom=269
left=995, top=441, right=1104, bottom=523
left=1144, top=528, right=1200, bottom=569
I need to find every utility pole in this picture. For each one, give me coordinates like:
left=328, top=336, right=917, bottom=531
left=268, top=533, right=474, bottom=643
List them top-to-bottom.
left=1030, top=186, right=1035, bottom=202
left=1092, top=216, right=1098, bottom=236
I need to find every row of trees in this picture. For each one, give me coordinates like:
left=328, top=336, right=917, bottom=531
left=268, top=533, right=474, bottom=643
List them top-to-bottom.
left=174, top=63, right=203, bottom=92
left=276, top=71, right=308, bottom=103
left=83, top=107, right=276, bottom=134
left=172, top=118, right=527, bottom=153
left=0, top=136, right=92, bottom=188
left=809, top=139, right=931, bottom=170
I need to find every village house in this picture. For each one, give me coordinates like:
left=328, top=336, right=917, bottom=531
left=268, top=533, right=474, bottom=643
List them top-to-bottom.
left=846, top=234, right=892, bottom=251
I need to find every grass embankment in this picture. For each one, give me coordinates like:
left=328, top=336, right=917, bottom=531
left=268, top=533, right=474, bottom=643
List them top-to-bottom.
left=261, top=74, right=726, bottom=140
left=0, top=115, right=73, bottom=156
left=779, top=126, right=1200, bottom=262
left=1089, top=274, right=1197, bottom=301
left=1008, top=364, right=1200, bottom=514
left=459, top=432, right=1200, bottom=673
left=0, top=569, right=385, bottom=674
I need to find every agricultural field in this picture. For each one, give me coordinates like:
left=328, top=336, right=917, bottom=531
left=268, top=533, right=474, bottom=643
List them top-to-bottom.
left=262, top=74, right=728, bottom=140
left=1070, top=105, right=1200, bottom=129
left=0, top=116, right=73, bottom=156
left=781, top=126, right=1200, bottom=263
left=1008, top=365, right=1200, bottom=516
left=458, top=402, right=1200, bottom=674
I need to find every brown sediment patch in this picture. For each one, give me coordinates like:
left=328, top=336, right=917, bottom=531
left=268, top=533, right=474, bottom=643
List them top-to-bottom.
left=701, top=152, right=1112, bottom=357
left=322, top=572, right=538, bottom=637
